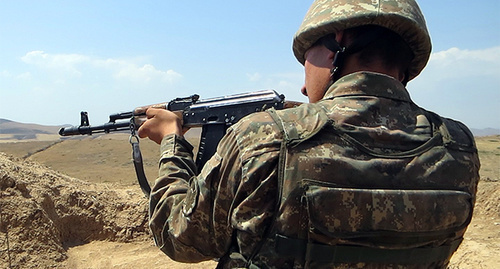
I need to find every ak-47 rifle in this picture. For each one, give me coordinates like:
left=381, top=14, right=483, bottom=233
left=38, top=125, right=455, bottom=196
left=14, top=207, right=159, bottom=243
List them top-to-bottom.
left=59, top=90, right=300, bottom=197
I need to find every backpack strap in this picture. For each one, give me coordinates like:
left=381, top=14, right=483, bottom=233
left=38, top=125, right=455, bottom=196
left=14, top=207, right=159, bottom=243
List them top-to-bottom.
left=245, top=105, right=330, bottom=267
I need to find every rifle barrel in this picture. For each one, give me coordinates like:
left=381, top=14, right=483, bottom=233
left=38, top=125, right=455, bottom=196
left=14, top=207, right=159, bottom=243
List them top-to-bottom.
left=59, top=121, right=130, bottom=136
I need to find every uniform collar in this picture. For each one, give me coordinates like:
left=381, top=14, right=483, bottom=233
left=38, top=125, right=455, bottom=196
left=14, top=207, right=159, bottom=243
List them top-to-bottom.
left=322, top=71, right=412, bottom=102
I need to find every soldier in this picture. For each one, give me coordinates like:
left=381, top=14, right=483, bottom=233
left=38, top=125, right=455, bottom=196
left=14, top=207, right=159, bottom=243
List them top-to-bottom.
left=139, top=0, right=480, bottom=268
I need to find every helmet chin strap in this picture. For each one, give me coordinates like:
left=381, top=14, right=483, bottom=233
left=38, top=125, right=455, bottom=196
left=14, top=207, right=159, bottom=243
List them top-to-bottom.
left=320, top=28, right=385, bottom=85
left=319, top=35, right=346, bottom=84
left=331, top=46, right=346, bottom=82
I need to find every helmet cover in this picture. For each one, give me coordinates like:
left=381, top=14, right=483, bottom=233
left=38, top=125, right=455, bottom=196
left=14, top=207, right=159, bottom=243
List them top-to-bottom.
left=293, top=0, right=432, bottom=80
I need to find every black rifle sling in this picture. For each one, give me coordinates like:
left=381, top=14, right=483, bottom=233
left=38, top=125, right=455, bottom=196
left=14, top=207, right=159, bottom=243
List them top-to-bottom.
left=129, top=118, right=151, bottom=198
left=131, top=136, right=151, bottom=198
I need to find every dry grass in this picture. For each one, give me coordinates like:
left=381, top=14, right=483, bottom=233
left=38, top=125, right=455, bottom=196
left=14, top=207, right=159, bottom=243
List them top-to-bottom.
left=0, top=130, right=201, bottom=188
left=1, top=133, right=497, bottom=184
left=475, top=135, right=500, bottom=182
left=0, top=140, right=61, bottom=159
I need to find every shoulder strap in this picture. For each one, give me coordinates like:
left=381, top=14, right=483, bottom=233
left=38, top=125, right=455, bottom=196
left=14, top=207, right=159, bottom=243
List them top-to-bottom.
left=271, top=104, right=332, bottom=146
left=246, top=106, right=330, bottom=266
left=245, top=109, right=287, bottom=266
left=424, top=110, right=477, bottom=153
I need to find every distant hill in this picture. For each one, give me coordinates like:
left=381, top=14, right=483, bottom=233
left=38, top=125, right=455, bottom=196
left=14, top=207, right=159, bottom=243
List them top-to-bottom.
left=0, top=118, right=64, bottom=140
left=0, top=118, right=498, bottom=141
left=471, top=128, right=500, bottom=137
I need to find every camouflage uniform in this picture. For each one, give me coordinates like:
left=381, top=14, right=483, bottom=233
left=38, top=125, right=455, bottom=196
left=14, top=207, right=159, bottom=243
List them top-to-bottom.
left=150, top=1, right=479, bottom=267
left=149, top=71, right=480, bottom=268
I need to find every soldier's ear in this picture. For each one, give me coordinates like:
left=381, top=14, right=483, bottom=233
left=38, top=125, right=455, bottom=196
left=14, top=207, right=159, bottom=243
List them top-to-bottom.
left=327, top=50, right=335, bottom=61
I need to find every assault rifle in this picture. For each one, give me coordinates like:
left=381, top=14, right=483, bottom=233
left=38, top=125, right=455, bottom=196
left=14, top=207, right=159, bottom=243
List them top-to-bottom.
left=59, top=90, right=300, bottom=197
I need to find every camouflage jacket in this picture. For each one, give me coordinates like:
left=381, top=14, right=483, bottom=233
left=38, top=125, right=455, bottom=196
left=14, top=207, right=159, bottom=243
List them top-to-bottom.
left=149, top=72, right=480, bottom=268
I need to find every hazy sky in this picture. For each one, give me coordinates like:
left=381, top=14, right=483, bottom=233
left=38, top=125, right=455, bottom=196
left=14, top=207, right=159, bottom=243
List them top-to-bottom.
left=1, top=1, right=499, bottom=130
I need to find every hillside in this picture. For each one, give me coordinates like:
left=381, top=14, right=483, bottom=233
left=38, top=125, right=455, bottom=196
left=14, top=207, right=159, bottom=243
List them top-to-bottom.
left=1, top=118, right=499, bottom=140
left=0, top=119, right=64, bottom=141
left=0, top=120, right=498, bottom=268
left=471, top=127, right=500, bottom=137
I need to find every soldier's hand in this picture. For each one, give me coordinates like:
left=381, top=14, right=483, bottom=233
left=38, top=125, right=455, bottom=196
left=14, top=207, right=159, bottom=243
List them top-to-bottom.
left=138, top=108, right=183, bottom=144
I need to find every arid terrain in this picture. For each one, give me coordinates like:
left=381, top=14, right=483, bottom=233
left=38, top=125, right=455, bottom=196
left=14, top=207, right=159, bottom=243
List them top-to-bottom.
left=0, top=127, right=498, bottom=268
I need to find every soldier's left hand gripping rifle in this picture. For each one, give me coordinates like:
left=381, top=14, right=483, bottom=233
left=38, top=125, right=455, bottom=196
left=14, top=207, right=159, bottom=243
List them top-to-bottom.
left=59, top=90, right=300, bottom=198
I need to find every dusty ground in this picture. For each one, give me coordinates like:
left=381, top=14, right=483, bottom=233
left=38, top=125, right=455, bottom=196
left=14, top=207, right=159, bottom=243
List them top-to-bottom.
left=0, top=135, right=498, bottom=268
left=0, top=152, right=218, bottom=269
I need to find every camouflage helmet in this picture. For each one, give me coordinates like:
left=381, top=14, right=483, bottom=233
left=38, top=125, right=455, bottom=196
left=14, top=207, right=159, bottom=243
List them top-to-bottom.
left=293, top=0, right=432, bottom=81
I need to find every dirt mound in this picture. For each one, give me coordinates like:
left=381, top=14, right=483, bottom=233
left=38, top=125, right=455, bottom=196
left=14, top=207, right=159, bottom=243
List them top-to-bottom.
left=0, top=142, right=499, bottom=268
left=0, top=153, right=149, bottom=268
left=474, top=181, right=500, bottom=218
